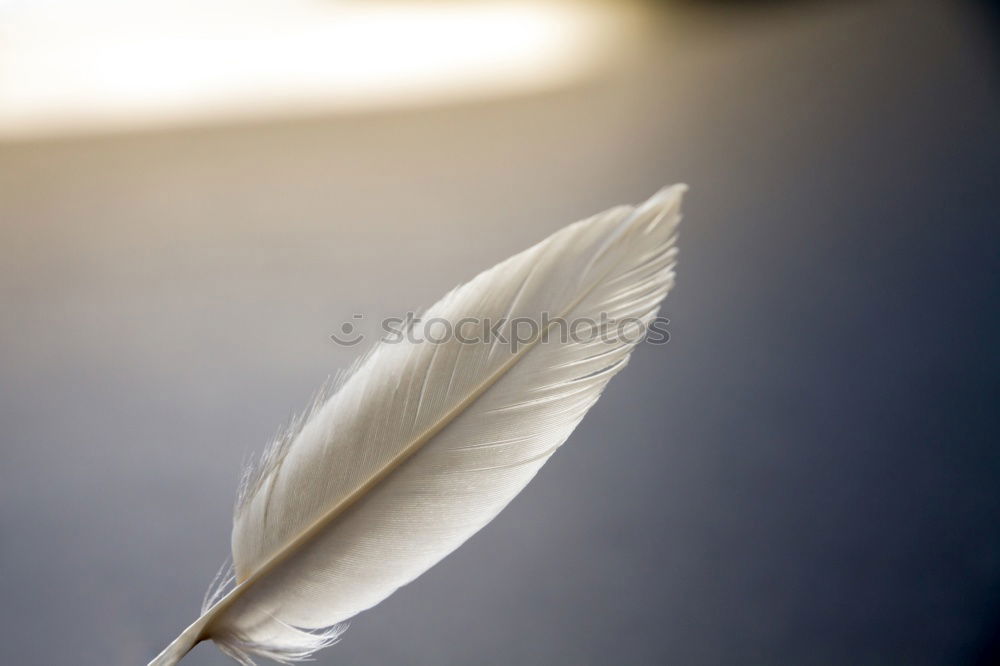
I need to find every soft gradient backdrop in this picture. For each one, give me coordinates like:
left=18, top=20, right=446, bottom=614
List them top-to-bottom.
left=1, top=0, right=999, bottom=664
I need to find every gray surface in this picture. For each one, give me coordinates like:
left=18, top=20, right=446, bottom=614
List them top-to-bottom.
left=2, top=1, right=999, bottom=664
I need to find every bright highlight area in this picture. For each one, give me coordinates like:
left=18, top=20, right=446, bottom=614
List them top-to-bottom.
left=0, top=0, right=634, bottom=139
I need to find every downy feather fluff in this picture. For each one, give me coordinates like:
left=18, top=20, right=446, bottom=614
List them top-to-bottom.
left=149, top=185, right=686, bottom=665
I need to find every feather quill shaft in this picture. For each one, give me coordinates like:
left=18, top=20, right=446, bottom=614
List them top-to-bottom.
left=149, top=185, right=685, bottom=665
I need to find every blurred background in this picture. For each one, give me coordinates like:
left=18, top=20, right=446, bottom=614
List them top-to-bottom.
left=1, top=0, right=999, bottom=664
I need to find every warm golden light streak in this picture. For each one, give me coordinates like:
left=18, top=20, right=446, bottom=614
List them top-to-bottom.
left=0, top=0, right=636, bottom=139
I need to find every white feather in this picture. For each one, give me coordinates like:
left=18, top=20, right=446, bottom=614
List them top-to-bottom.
left=148, top=185, right=686, bottom=665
